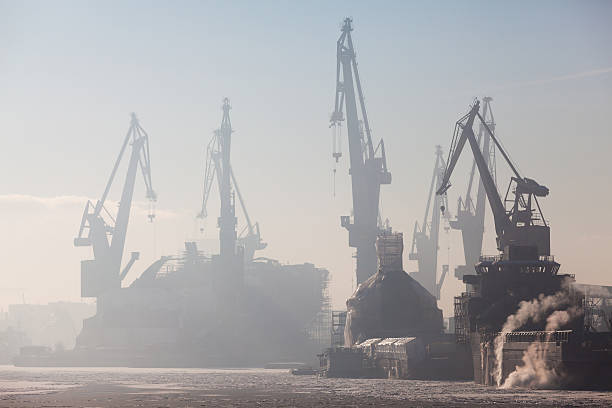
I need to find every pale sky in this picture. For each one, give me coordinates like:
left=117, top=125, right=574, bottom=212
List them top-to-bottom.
left=1, top=1, right=611, bottom=316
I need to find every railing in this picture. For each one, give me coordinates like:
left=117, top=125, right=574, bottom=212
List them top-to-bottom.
left=478, top=254, right=557, bottom=263
left=479, top=254, right=502, bottom=263
left=503, top=330, right=572, bottom=343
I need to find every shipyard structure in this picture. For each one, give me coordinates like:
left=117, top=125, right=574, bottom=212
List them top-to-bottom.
left=13, top=17, right=612, bottom=386
left=322, top=84, right=611, bottom=388
left=438, top=100, right=612, bottom=389
left=15, top=103, right=331, bottom=367
left=319, top=232, right=471, bottom=380
left=73, top=244, right=330, bottom=367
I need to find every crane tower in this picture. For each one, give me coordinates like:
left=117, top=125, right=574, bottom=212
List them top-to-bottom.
left=330, top=18, right=391, bottom=285
left=216, top=98, right=237, bottom=262
left=198, top=99, right=266, bottom=264
left=198, top=99, right=265, bottom=286
left=74, top=113, right=156, bottom=298
left=409, top=145, right=450, bottom=299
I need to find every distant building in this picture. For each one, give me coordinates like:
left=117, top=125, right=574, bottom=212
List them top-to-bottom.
left=1, top=302, right=95, bottom=350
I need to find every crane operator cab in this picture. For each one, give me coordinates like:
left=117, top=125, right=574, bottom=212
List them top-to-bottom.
left=502, top=176, right=551, bottom=260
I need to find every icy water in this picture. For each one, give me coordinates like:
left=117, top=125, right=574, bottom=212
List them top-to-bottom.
left=0, top=366, right=611, bottom=407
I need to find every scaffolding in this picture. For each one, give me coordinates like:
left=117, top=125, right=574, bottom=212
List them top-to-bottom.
left=376, top=232, right=403, bottom=272
left=306, top=272, right=332, bottom=348
left=581, top=289, right=612, bottom=332
left=454, top=294, right=469, bottom=344
left=331, top=310, right=347, bottom=347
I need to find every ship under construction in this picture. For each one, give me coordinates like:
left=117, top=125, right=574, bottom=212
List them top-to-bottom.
left=16, top=102, right=331, bottom=368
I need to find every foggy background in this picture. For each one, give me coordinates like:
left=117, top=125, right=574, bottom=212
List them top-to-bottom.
left=1, top=0, right=611, bottom=317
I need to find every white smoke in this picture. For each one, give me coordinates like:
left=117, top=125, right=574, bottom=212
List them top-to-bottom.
left=492, top=280, right=580, bottom=388
left=493, top=291, right=567, bottom=386
left=501, top=306, right=581, bottom=389
left=545, top=308, right=578, bottom=332
left=502, top=342, right=558, bottom=389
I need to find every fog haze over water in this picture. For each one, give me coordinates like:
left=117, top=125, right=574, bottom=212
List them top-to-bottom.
left=1, top=0, right=611, bottom=318
left=1, top=367, right=611, bottom=407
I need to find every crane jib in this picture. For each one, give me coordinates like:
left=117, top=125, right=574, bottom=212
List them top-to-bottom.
left=437, top=99, right=551, bottom=256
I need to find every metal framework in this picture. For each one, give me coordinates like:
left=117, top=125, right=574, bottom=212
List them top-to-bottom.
left=331, top=18, right=391, bottom=285
left=450, top=97, right=496, bottom=280
left=438, top=100, right=551, bottom=258
left=74, top=113, right=156, bottom=297
left=409, top=146, right=449, bottom=299
left=578, top=284, right=612, bottom=332
left=454, top=295, right=469, bottom=343
left=331, top=310, right=348, bottom=347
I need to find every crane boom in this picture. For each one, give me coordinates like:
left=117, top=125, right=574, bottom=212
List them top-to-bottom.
left=331, top=18, right=391, bottom=285
left=450, top=97, right=496, bottom=280
left=439, top=102, right=506, bottom=238
left=198, top=131, right=221, bottom=219
left=231, top=166, right=267, bottom=262
left=231, top=167, right=253, bottom=236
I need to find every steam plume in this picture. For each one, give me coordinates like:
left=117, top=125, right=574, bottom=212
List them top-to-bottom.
left=493, top=280, right=580, bottom=388
left=501, top=306, right=581, bottom=389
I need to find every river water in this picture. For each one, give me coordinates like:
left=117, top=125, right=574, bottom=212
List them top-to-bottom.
left=0, top=366, right=610, bottom=407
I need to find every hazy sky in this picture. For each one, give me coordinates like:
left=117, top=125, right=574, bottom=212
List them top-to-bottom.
left=1, top=1, right=611, bottom=315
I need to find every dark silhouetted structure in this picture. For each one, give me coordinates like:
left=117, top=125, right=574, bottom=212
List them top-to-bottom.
left=330, top=18, right=391, bottom=285
left=450, top=97, right=496, bottom=282
left=439, top=100, right=612, bottom=388
left=74, top=113, right=156, bottom=298
left=409, top=145, right=449, bottom=299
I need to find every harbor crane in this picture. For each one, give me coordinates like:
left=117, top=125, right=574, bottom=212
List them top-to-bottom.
left=330, top=18, right=391, bottom=285
left=449, top=97, right=496, bottom=280
left=198, top=98, right=266, bottom=265
left=437, top=100, right=551, bottom=261
left=447, top=101, right=563, bottom=364
left=74, top=113, right=156, bottom=297
left=409, top=145, right=450, bottom=300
